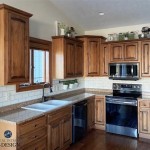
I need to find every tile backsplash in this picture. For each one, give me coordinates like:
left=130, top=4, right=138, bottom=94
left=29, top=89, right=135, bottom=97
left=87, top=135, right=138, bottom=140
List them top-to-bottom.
left=1, top=76, right=150, bottom=108
left=0, top=77, right=84, bottom=107
left=84, top=77, right=150, bottom=93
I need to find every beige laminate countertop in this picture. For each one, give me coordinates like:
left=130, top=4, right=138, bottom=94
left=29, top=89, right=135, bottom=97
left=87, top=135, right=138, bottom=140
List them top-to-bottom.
left=0, top=93, right=95, bottom=124
left=0, top=109, right=44, bottom=124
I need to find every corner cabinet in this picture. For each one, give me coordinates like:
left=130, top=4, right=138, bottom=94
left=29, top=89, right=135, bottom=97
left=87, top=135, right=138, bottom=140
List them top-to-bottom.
left=0, top=4, right=32, bottom=85
left=76, top=35, right=106, bottom=77
left=52, top=36, right=83, bottom=79
left=100, top=44, right=110, bottom=76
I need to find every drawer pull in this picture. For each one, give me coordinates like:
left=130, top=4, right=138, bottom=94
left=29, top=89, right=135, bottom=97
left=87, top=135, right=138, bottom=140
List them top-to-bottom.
left=34, top=124, right=37, bottom=127
left=35, top=136, right=37, bottom=138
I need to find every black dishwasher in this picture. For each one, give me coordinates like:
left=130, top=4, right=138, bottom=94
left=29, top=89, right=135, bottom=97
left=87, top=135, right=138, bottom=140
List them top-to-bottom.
left=72, top=100, right=87, bottom=144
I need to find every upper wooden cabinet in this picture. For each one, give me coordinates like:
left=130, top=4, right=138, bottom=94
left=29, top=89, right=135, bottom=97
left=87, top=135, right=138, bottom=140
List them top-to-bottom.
left=0, top=4, right=32, bottom=85
left=76, top=35, right=106, bottom=76
left=52, top=36, right=83, bottom=79
left=141, top=40, right=150, bottom=77
left=75, top=41, right=84, bottom=76
left=110, top=41, right=140, bottom=62
left=110, top=43, right=124, bottom=61
left=100, top=44, right=110, bottom=76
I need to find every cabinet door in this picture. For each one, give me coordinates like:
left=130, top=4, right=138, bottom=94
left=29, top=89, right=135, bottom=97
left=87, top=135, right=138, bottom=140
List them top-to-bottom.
left=7, top=12, right=29, bottom=83
left=86, top=38, right=100, bottom=76
left=65, top=39, right=75, bottom=78
left=74, top=41, right=83, bottom=77
left=141, top=41, right=150, bottom=77
left=124, top=42, right=139, bottom=61
left=110, top=43, right=124, bottom=62
left=100, top=44, right=110, bottom=76
left=95, top=97, right=105, bottom=125
left=87, top=99, right=95, bottom=130
left=139, top=108, right=150, bottom=134
left=61, top=115, right=72, bottom=149
left=48, top=119, right=61, bottom=150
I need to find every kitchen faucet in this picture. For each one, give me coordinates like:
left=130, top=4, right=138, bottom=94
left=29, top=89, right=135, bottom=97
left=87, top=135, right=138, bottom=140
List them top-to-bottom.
left=42, top=83, right=53, bottom=102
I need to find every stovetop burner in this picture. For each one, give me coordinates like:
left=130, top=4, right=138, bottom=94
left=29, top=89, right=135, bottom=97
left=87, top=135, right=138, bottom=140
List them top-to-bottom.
left=109, top=83, right=142, bottom=99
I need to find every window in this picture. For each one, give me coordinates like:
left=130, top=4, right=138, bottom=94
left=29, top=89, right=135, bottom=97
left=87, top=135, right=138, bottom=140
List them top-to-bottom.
left=17, top=37, right=52, bottom=92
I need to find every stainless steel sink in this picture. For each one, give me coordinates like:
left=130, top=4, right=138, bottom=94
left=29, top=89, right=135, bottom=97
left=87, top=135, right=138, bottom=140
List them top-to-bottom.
left=43, top=100, right=71, bottom=106
left=22, top=103, right=57, bottom=112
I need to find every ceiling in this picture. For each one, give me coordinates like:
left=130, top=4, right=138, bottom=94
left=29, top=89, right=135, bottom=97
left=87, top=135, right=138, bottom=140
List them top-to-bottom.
left=49, top=0, right=150, bottom=31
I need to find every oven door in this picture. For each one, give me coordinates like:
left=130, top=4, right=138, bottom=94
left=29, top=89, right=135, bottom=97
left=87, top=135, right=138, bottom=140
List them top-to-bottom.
left=106, top=97, right=138, bottom=138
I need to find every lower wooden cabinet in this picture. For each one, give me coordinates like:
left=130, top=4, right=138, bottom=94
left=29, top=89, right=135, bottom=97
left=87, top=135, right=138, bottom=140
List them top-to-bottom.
left=95, top=96, right=105, bottom=130
left=87, top=97, right=95, bottom=130
left=138, top=99, right=150, bottom=139
left=47, top=106, right=72, bottom=150
left=0, top=115, right=47, bottom=150
left=21, top=137, right=47, bottom=150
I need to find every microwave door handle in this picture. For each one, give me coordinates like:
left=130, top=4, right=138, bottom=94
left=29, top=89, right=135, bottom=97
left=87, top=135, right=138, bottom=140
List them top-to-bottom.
left=131, top=65, right=133, bottom=77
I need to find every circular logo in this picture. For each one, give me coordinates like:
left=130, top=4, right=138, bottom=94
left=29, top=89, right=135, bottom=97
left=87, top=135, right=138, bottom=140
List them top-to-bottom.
left=4, top=130, right=12, bottom=138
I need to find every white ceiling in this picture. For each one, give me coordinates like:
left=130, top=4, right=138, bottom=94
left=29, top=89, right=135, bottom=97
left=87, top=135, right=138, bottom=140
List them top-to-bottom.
left=49, top=0, right=150, bottom=31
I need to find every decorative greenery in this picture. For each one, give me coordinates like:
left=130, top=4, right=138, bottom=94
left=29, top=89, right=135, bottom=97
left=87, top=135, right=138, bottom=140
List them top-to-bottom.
left=58, top=22, right=66, bottom=29
left=59, top=79, right=78, bottom=85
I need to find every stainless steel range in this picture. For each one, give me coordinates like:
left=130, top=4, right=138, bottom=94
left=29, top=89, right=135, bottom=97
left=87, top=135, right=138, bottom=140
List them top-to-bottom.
left=106, top=83, right=142, bottom=138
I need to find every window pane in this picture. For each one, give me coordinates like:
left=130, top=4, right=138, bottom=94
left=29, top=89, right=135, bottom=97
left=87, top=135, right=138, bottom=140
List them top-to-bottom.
left=33, top=50, right=45, bottom=83
left=45, top=51, right=49, bottom=82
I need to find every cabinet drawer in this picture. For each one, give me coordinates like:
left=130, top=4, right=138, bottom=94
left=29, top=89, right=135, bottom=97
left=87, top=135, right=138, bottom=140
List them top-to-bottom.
left=139, top=101, right=150, bottom=108
left=48, top=107, right=72, bottom=124
left=18, top=116, right=46, bottom=135
left=19, top=127, right=47, bottom=147
left=20, top=137, right=47, bottom=150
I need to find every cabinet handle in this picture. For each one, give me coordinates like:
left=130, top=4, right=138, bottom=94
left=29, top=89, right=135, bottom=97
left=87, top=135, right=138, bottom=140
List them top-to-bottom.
left=34, top=124, right=37, bottom=127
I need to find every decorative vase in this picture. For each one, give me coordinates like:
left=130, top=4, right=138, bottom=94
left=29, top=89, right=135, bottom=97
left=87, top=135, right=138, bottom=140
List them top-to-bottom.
left=60, top=28, right=65, bottom=35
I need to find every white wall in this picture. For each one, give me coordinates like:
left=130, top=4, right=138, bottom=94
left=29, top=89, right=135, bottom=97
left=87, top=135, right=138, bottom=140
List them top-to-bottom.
left=0, top=0, right=84, bottom=40
left=85, top=23, right=150, bottom=39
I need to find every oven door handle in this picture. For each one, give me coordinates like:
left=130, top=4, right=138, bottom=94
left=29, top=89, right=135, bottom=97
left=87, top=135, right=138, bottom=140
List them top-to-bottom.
left=106, top=100, right=137, bottom=106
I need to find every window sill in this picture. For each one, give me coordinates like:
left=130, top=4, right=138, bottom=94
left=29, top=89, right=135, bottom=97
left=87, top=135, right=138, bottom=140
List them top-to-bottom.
left=16, top=84, right=43, bottom=92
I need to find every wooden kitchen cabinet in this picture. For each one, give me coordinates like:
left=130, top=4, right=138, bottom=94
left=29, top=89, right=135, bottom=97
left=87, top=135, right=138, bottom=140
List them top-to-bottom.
left=0, top=4, right=32, bottom=85
left=76, top=35, right=106, bottom=77
left=52, top=36, right=83, bottom=79
left=65, top=39, right=76, bottom=77
left=141, top=40, right=150, bottom=77
left=75, top=41, right=84, bottom=76
left=110, top=41, right=140, bottom=62
left=124, top=42, right=139, bottom=61
left=110, top=43, right=124, bottom=62
left=100, top=44, right=110, bottom=76
left=95, top=96, right=105, bottom=130
left=87, top=98, right=95, bottom=130
left=138, top=99, right=150, bottom=139
left=47, top=106, right=72, bottom=150
left=61, top=114, right=72, bottom=149
left=0, top=115, right=47, bottom=150
left=18, top=116, right=47, bottom=150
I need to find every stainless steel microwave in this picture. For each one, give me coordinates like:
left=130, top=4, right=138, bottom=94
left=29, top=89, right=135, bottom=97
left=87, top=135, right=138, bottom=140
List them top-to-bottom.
left=109, top=63, right=140, bottom=80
